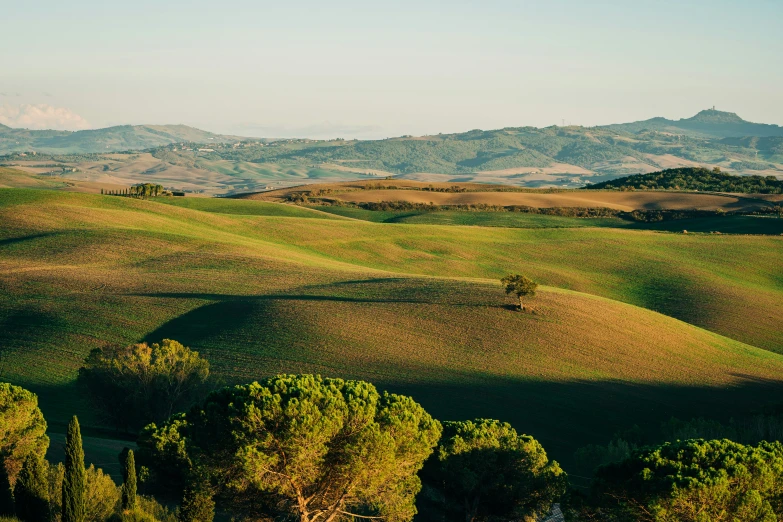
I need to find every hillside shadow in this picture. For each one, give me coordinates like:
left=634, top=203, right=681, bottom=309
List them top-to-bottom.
left=0, top=232, right=58, bottom=248
left=617, top=270, right=710, bottom=326
left=23, top=376, right=783, bottom=478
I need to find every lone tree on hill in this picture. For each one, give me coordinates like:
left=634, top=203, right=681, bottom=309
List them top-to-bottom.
left=501, top=274, right=538, bottom=311
left=61, top=416, right=85, bottom=522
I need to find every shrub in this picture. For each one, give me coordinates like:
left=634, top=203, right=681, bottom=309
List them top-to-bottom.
left=79, top=340, right=209, bottom=431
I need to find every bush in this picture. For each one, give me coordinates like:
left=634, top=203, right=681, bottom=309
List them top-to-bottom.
left=79, top=340, right=209, bottom=431
left=84, top=466, right=120, bottom=522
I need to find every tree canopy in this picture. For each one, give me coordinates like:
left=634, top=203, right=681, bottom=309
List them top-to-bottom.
left=501, top=274, right=538, bottom=310
left=78, top=339, right=209, bottom=431
left=139, top=374, right=442, bottom=522
left=0, top=383, right=49, bottom=486
left=422, top=419, right=566, bottom=522
left=591, top=438, right=783, bottom=521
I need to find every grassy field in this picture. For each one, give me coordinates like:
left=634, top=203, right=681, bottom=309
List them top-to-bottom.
left=1, top=189, right=782, bottom=471
left=308, top=205, right=783, bottom=234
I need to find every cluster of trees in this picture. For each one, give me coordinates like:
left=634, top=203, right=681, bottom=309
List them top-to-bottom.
left=588, top=167, right=783, bottom=193
left=100, top=185, right=165, bottom=198
left=7, top=338, right=783, bottom=522
left=135, top=375, right=565, bottom=522
left=2, top=376, right=565, bottom=522
left=0, top=384, right=173, bottom=522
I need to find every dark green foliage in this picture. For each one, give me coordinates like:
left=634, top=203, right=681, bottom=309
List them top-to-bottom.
left=587, top=167, right=783, bottom=193
left=500, top=274, right=538, bottom=309
left=78, top=339, right=209, bottom=431
left=140, top=374, right=442, bottom=522
left=0, top=383, right=49, bottom=486
left=61, top=417, right=85, bottom=522
left=422, top=419, right=566, bottom=522
left=590, top=439, right=783, bottom=521
left=121, top=451, right=136, bottom=511
left=13, top=454, right=49, bottom=522
left=0, top=466, right=13, bottom=517
left=177, top=486, right=214, bottom=522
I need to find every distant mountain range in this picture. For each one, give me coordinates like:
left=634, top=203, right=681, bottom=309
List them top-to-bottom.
left=1, top=109, right=781, bottom=156
left=602, top=109, right=783, bottom=138
left=1, top=110, right=781, bottom=192
left=0, top=124, right=250, bottom=154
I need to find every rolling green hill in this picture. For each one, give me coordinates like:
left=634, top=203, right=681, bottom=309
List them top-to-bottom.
left=1, top=189, right=782, bottom=468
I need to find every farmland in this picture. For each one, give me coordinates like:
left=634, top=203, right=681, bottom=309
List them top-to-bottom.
left=2, top=188, right=783, bottom=472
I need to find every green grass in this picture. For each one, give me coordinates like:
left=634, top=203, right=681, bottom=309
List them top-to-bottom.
left=1, top=188, right=783, bottom=471
left=155, top=197, right=346, bottom=218
left=311, top=206, right=627, bottom=228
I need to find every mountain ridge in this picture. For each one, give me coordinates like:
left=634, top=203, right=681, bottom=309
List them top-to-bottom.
left=603, top=109, right=783, bottom=138
left=0, top=123, right=251, bottom=154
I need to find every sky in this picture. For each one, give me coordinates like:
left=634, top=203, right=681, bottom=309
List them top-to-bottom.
left=1, top=0, right=782, bottom=139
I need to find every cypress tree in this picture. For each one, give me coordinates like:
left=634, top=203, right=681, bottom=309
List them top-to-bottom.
left=61, top=416, right=85, bottom=522
left=121, top=450, right=137, bottom=511
left=14, top=453, right=49, bottom=522
left=0, top=464, right=14, bottom=516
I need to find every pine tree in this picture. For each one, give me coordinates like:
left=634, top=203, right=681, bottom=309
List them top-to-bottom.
left=61, top=416, right=85, bottom=522
left=121, top=450, right=137, bottom=511
left=14, top=453, right=49, bottom=522
left=0, top=464, right=14, bottom=516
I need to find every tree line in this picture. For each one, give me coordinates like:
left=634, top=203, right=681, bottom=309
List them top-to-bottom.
left=587, top=167, right=783, bottom=194
left=100, top=184, right=165, bottom=198
left=4, top=339, right=783, bottom=521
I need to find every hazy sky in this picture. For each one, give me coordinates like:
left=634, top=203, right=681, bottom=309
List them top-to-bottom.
left=1, top=0, right=781, bottom=138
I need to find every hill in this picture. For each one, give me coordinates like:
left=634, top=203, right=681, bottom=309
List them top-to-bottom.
left=603, top=109, right=783, bottom=139
left=1, top=110, right=782, bottom=193
left=0, top=124, right=250, bottom=154
left=587, top=167, right=783, bottom=193
left=247, top=179, right=779, bottom=212
left=1, top=189, right=783, bottom=468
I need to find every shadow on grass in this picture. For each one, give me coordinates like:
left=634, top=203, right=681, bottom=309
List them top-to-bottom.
left=0, top=232, right=58, bottom=248
left=24, top=376, right=783, bottom=477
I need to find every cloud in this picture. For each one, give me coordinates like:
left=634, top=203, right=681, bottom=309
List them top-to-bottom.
left=0, top=103, right=91, bottom=130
